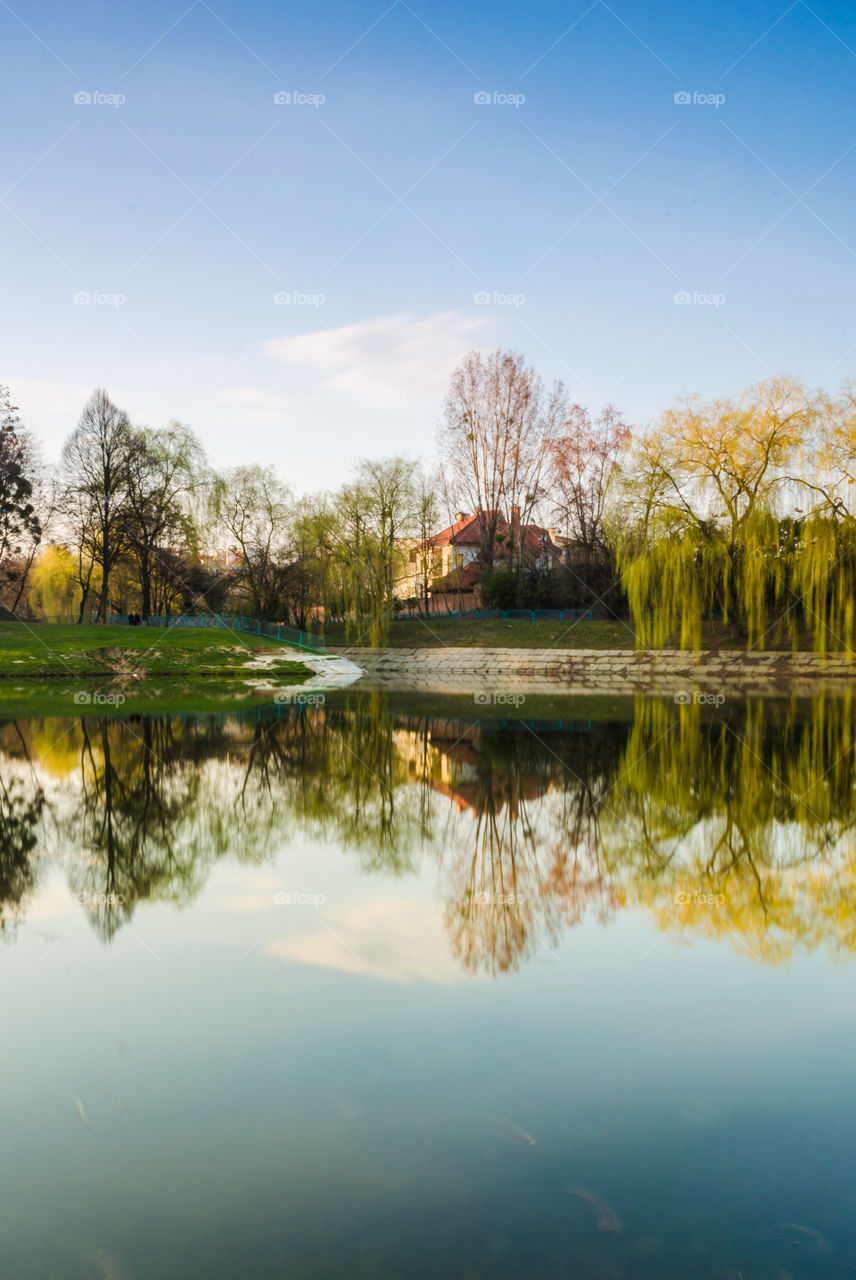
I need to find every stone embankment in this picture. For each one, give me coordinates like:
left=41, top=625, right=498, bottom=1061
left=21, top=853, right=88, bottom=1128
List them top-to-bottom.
left=336, top=647, right=856, bottom=697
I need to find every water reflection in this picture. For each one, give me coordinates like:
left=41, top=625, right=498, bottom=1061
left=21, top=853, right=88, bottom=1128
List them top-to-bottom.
left=3, top=692, right=856, bottom=971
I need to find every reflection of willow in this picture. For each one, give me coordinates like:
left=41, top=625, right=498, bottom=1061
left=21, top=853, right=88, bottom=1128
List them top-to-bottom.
left=603, top=694, right=856, bottom=961
left=11, top=695, right=856, bottom=968
left=232, top=695, right=429, bottom=871
left=68, top=717, right=213, bottom=941
left=0, top=723, right=45, bottom=937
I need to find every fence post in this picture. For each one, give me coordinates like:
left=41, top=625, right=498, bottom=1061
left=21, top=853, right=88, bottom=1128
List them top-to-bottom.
left=298, top=631, right=303, bottom=648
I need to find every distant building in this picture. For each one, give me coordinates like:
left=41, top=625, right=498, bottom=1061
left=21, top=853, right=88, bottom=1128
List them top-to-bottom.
left=199, top=548, right=245, bottom=575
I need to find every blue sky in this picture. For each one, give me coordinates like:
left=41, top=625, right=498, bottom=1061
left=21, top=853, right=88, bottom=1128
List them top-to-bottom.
left=2, top=0, right=855, bottom=490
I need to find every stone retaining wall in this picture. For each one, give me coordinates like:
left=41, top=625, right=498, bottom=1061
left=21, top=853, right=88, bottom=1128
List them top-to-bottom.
left=337, top=647, right=856, bottom=696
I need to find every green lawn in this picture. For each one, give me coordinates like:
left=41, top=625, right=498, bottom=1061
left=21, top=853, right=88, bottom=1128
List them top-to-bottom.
left=323, top=611, right=824, bottom=645
left=324, top=617, right=808, bottom=650
left=323, top=618, right=631, bottom=650
left=0, top=622, right=308, bottom=717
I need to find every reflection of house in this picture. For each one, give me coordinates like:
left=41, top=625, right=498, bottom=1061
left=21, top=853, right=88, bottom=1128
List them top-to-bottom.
left=398, top=508, right=561, bottom=611
left=393, top=725, right=551, bottom=817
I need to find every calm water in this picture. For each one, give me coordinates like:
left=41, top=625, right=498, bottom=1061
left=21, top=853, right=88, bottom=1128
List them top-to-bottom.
left=2, top=692, right=856, bottom=1279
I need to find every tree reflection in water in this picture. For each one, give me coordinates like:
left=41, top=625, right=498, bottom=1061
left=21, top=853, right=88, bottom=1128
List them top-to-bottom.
left=2, top=692, right=856, bottom=969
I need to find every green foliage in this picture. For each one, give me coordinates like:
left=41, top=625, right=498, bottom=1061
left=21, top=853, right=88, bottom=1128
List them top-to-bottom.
left=620, top=510, right=791, bottom=651
left=792, top=518, right=856, bottom=657
left=28, top=545, right=80, bottom=618
left=482, top=563, right=518, bottom=610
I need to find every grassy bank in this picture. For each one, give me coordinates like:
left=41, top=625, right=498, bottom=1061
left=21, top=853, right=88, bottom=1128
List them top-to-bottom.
left=324, top=617, right=812, bottom=651
left=0, top=622, right=308, bottom=717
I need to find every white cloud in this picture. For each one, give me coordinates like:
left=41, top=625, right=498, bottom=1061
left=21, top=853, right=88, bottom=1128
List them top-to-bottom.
left=263, top=310, right=491, bottom=406
left=7, top=378, right=90, bottom=419
left=212, top=385, right=295, bottom=424
left=215, top=386, right=293, bottom=409
left=266, top=897, right=463, bottom=986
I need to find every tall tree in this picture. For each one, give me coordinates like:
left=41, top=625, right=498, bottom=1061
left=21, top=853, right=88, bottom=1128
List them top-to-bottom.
left=439, top=350, right=566, bottom=575
left=619, top=376, right=811, bottom=648
left=0, top=386, right=43, bottom=614
left=60, top=390, right=135, bottom=622
left=548, top=403, right=631, bottom=609
left=549, top=404, right=631, bottom=558
left=122, top=422, right=205, bottom=620
left=336, top=457, right=417, bottom=645
left=215, top=465, right=291, bottom=618
left=411, top=468, right=442, bottom=616
left=280, top=495, right=337, bottom=630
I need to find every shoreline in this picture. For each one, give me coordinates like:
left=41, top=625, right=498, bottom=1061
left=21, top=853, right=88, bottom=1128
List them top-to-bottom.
left=335, top=646, right=856, bottom=696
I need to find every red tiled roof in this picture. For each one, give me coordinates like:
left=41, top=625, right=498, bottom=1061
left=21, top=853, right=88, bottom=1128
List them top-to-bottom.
left=434, top=512, right=560, bottom=556
left=434, top=512, right=485, bottom=547
left=520, top=524, right=560, bottom=555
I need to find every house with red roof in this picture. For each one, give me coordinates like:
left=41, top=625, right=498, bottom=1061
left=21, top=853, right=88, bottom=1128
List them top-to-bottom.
left=397, top=507, right=562, bottom=611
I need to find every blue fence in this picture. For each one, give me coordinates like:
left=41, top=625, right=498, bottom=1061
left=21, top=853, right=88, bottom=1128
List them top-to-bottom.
left=40, top=612, right=326, bottom=655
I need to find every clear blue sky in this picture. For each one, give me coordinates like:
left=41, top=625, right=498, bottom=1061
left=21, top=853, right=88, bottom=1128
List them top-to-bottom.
left=2, top=0, right=854, bottom=490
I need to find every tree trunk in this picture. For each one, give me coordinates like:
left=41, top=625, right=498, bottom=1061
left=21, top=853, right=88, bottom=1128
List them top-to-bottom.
left=98, top=531, right=110, bottom=623
left=140, top=560, right=151, bottom=622
left=77, top=575, right=92, bottom=624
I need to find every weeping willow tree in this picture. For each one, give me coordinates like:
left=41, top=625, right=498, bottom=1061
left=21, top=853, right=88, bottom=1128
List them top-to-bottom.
left=617, top=376, right=811, bottom=650
left=786, top=382, right=856, bottom=657
left=334, top=456, right=418, bottom=647
left=619, top=503, right=794, bottom=650
left=620, top=518, right=725, bottom=650
left=791, top=518, right=856, bottom=657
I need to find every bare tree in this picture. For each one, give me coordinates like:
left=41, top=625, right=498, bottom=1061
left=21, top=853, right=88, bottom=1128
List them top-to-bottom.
left=439, top=350, right=567, bottom=574
left=60, top=390, right=135, bottom=622
left=549, top=404, right=631, bottom=557
left=122, top=422, right=206, bottom=620
left=411, top=467, right=442, bottom=616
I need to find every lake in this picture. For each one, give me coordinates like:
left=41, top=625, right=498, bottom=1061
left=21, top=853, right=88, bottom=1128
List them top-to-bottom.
left=2, top=691, right=855, bottom=1278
